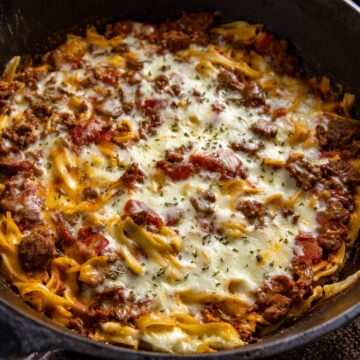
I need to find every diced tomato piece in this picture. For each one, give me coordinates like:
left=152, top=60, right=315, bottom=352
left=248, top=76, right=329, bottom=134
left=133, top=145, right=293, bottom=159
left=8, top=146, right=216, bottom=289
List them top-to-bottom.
left=71, top=59, right=86, bottom=70
left=99, top=68, right=119, bottom=86
left=140, top=99, right=167, bottom=117
left=211, top=103, right=225, bottom=114
left=271, top=108, right=287, bottom=118
left=71, top=116, right=113, bottom=146
left=99, top=129, right=114, bottom=143
left=190, top=150, right=246, bottom=179
left=320, top=151, right=338, bottom=159
left=190, top=153, right=219, bottom=172
left=156, top=161, right=194, bottom=181
left=124, top=199, right=164, bottom=229
left=165, top=208, right=183, bottom=226
left=55, top=215, right=75, bottom=245
left=78, top=227, right=92, bottom=239
left=77, top=228, right=109, bottom=259
left=295, top=232, right=323, bottom=264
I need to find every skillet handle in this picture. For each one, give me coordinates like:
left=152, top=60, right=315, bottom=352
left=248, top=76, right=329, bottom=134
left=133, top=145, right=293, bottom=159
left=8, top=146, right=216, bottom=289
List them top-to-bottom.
left=0, top=302, right=61, bottom=359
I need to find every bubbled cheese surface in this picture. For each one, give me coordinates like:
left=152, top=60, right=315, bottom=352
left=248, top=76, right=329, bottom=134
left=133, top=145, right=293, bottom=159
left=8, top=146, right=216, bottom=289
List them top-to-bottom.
left=17, top=23, right=324, bottom=333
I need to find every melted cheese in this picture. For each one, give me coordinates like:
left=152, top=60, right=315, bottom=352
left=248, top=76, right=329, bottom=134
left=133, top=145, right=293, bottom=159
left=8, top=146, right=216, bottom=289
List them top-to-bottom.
left=8, top=22, right=330, bottom=351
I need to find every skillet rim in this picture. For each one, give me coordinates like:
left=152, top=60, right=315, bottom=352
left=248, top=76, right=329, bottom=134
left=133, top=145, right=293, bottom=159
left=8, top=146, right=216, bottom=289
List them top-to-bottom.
left=0, top=0, right=360, bottom=358
left=1, top=284, right=360, bottom=359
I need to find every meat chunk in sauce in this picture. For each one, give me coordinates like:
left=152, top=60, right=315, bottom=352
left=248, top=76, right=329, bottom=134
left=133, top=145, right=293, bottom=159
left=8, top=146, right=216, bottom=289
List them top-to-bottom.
left=159, top=12, right=214, bottom=51
left=165, top=12, right=214, bottom=36
left=106, top=21, right=133, bottom=37
left=161, top=31, right=191, bottom=52
left=254, top=32, right=299, bottom=75
left=126, top=58, right=144, bottom=71
left=18, top=66, right=48, bottom=88
left=93, top=67, right=120, bottom=87
left=217, top=70, right=244, bottom=92
left=154, top=74, right=169, bottom=90
left=0, top=80, right=20, bottom=115
left=243, top=81, right=266, bottom=108
left=25, top=94, right=54, bottom=119
left=138, top=98, right=167, bottom=136
left=139, top=99, right=167, bottom=118
left=1, top=114, right=40, bottom=149
left=71, top=116, right=113, bottom=146
left=316, top=117, right=360, bottom=159
left=250, top=120, right=277, bottom=138
left=231, top=141, right=263, bottom=156
left=165, top=144, right=192, bottom=163
left=156, top=145, right=195, bottom=181
left=190, top=150, right=247, bottom=179
left=0, top=151, right=34, bottom=176
left=286, top=157, right=321, bottom=190
left=321, top=159, right=360, bottom=192
left=315, top=160, right=359, bottom=254
left=156, top=161, right=195, bottom=181
left=119, top=163, right=145, bottom=189
left=0, top=175, right=44, bottom=230
left=82, top=187, right=100, bottom=200
left=190, top=189, right=216, bottom=215
left=190, top=189, right=216, bottom=232
left=316, top=198, right=349, bottom=253
left=317, top=198, right=350, bottom=229
left=124, top=199, right=164, bottom=230
left=236, top=200, right=265, bottom=226
left=54, top=214, right=76, bottom=246
left=18, top=228, right=56, bottom=271
left=77, top=228, right=109, bottom=260
left=294, top=232, right=323, bottom=264
left=317, top=232, right=343, bottom=252
left=291, top=259, right=313, bottom=300
left=255, top=276, right=294, bottom=323
left=89, top=287, right=152, bottom=323
left=258, top=293, right=292, bottom=323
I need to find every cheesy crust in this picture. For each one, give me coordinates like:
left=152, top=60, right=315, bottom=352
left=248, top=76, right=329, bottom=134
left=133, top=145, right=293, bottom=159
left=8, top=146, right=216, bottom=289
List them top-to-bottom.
left=0, top=12, right=360, bottom=353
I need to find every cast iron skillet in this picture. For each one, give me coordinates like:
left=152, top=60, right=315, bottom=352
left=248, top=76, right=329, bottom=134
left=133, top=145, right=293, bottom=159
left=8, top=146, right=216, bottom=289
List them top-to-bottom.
left=0, top=0, right=360, bottom=358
